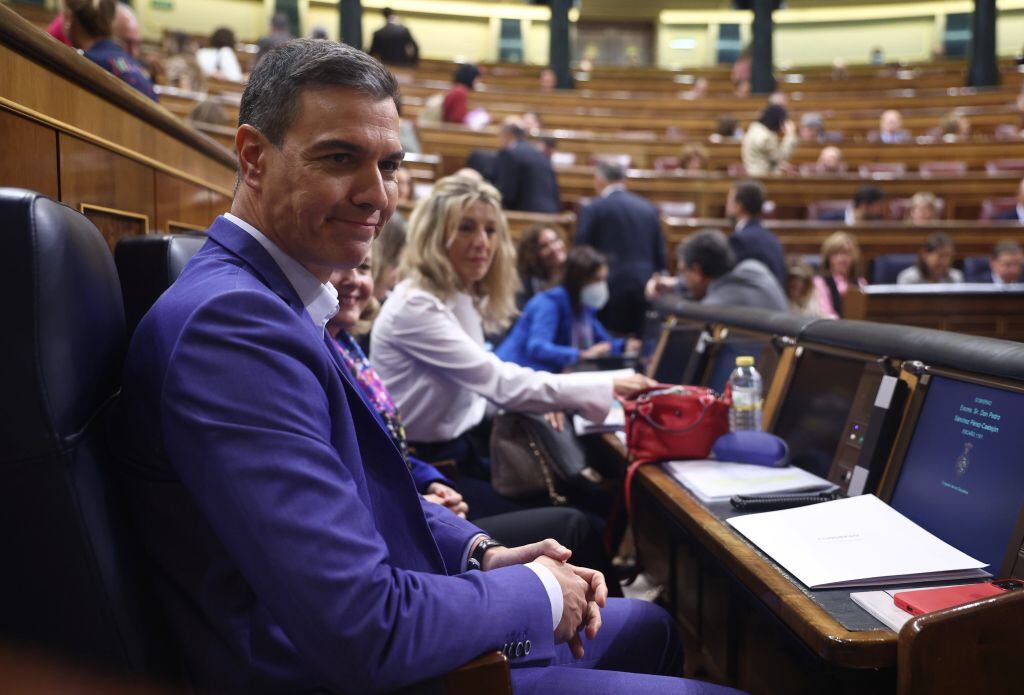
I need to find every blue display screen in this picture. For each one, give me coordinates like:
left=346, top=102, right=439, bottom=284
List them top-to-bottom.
left=889, top=374, right=1024, bottom=571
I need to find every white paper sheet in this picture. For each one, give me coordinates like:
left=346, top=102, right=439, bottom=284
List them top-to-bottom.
left=573, top=400, right=625, bottom=435
left=663, top=459, right=833, bottom=502
left=727, top=495, right=989, bottom=589
left=850, top=585, right=960, bottom=633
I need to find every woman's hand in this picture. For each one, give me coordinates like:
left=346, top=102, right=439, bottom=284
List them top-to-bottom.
left=580, top=342, right=612, bottom=360
left=613, top=374, right=657, bottom=399
left=543, top=411, right=566, bottom=432
left=425, top=483, right=469, bottom=518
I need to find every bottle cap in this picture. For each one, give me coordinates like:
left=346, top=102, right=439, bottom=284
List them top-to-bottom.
left=735, top=356, right=755, bottom=367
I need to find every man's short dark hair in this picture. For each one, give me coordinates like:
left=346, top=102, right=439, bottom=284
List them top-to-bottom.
left=383, top=7, right=395, bottom=19
left=239, top=39, right=400, bottom=147
left=501, top=120, right=527, bottom=140
left=596, top=161, right=625, bottom=183
left=732, top=180, right=765, bottom=217
left=853, top=185, right=885, bottom=208
left=679, top=229, right=736, bottom=279
left=993, top=240, right=1023, bottom=258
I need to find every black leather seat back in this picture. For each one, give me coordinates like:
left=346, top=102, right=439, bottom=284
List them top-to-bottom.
left=0, top=188, right=175, bottom=677
left=115, top=234, right=207, bottom=338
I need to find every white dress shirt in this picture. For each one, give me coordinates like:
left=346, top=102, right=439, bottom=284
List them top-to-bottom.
left=223, top=214, right=339, bottom=335
left=371, top=279, right=617, bottom=443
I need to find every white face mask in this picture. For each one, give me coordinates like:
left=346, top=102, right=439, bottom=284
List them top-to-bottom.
left=579, top=280, right=609, bottom=310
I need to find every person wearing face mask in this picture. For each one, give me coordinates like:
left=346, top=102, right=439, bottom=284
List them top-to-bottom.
left=371, top=175, right=655, bottom=480
left=498, top=246, right=642, bottom=373
left=328, top=249, right=623, bottom=595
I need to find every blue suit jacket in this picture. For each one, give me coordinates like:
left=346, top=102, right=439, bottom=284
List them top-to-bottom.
left=494, top=140, right=561, bottom=213
left=575, top=189, right=666, bottom=334
left=111, top=218, right=553, bottom=693
left=728, top=219, right=787, bottom=288
left=496, top=286, right=623, bottom=372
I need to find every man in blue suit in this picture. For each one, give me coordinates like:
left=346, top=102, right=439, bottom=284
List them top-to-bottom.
left=110, top=40, right=732, bottom=695
left=494, top=117, right=562, bottom=213
left=575, top=162, right=667, bottom=335
left=725, top=180, right=787, bottom=288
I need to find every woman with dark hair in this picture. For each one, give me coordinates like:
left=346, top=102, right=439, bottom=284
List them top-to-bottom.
left=197, top=26, right=243, bottom=81
left=442, top=63, right=480, bottom=124
left=741, top=103, right=796, bottom=175
left=516, top=225, right=567, bottom=307
left=897, top=233, right=965, bottom=284
left=498, top=246, right=641, bottom=373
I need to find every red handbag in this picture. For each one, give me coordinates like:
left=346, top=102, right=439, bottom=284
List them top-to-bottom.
left=622, top=384, right=730, bottom=510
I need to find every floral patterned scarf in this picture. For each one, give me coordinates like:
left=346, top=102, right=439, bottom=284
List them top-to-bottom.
left=333, top=331, right=409, bottom=463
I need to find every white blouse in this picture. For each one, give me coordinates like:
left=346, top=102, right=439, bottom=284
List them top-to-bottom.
left=196, top=46, right=243, bottom=82
left=371, top=280, right=617, bottom=443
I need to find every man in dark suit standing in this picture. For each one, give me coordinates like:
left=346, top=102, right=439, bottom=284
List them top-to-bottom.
left=368, top=7, right=419, bottom=66
left=494, top=117, right=561, bottom=213
left=576, top=162, right=666, bottom=335
left=994, top=177, right=1024, bottom=222
left=726, top=180, right=787, bottom=288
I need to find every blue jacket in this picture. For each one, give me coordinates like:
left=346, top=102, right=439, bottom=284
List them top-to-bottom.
left=83, top=39, right=157, bottom=102
left=494, top=140, right=561, bottom=213
left=575, top=188, right=666, bottom=334
left=110, top=217, right=553, bottom=693
left=729, top=219, right=787, bottom=289
left=497, top=285, right=624, bottom=372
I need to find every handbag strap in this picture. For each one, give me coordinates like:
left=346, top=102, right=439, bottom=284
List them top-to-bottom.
left=634, top=395, right=713, bottom=434
left=522, top=424, right=568, bottom=506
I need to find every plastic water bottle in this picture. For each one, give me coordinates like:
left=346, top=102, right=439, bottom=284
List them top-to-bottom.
left=728, top=356, right=763, bottom=432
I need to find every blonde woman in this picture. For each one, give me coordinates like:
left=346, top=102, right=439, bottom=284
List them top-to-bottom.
left=371, top=175, right=652, bottom=473
left=813, top=231, right=866, bottom=318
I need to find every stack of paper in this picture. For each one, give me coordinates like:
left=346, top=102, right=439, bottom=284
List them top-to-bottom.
left=573, top=400, right=625, bottom=435
left=664, top=459, right=834, bottom=503
left=727, top=495, right=989, bottom=590
left=850, top=586, right=959, bottom=632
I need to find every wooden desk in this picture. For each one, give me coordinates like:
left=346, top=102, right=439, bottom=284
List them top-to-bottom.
left=417, top=122, right=1024, bottom=174
left=554, top=169, right=1022, bottom=219
left=659, top=220, right=1024, bottom=269
left=844, top=285, right=1024, bottom=340
left=634, top=465, right=896, bottom=693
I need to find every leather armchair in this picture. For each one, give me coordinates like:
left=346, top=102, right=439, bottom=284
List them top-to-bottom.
left=0, top=188, right=178, bottom=680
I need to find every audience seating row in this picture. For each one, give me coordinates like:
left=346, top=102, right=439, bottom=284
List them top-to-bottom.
left=0, top=6, right=234, bottom=250
left=416, top=122, right=1024, bottom=174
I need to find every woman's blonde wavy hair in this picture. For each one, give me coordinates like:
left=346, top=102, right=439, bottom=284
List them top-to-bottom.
left=401, top=175, right=520, bottom=332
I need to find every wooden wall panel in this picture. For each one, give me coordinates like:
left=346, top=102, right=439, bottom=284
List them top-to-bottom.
left=0, top=109, right=58, bottom=199
left=59, top=134, right=155, bottom=250
left=155, top=172, right=212, bottom=232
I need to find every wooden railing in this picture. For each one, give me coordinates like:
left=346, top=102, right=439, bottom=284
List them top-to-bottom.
left=0, top=4, right=236, bottom=245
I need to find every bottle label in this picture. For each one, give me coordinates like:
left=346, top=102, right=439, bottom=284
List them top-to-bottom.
left=732, top=389, right=761, bottom=411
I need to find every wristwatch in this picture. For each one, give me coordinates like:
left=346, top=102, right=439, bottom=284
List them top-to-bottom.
left=468, top=538, right=504, bottom=571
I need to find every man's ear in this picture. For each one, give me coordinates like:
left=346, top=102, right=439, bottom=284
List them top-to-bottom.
left=235, top=124, right=269, bottom=191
